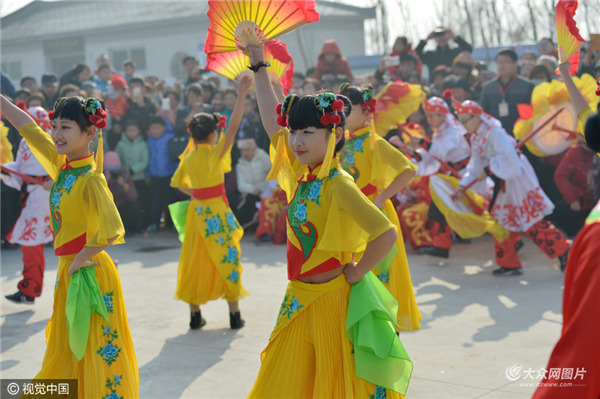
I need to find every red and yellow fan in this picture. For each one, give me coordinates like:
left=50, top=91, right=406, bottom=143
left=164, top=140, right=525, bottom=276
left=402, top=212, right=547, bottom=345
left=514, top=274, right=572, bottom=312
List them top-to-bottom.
left=204, top=0, right=320, bottom=56
left=555, top=0, right=585, bottom=74
left=206, top=39, right=294, bottom=89
left=374, top=81, right=425, bottom=136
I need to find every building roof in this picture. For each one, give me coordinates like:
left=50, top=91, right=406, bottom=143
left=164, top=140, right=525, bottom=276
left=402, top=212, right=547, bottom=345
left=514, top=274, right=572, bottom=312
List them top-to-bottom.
left=1, top=0, right=376, bottom=44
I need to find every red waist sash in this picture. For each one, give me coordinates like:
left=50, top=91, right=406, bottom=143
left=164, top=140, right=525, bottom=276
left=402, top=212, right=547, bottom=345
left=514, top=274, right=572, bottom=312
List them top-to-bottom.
left=192, top=183, right=228, bottom=205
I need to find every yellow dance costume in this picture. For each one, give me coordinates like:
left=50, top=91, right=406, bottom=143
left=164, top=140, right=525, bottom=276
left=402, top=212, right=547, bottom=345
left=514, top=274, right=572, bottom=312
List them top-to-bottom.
left=19, top=123, right=139, bottom=398
left=342, top=126, right=422, bottom=331
left=249, top=128, right=408, bottom=399
left=171, top=134, right=249, bottom=306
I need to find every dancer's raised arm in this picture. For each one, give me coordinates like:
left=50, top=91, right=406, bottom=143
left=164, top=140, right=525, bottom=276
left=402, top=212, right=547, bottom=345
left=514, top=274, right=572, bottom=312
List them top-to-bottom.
left=248, top=45, right=280, bottom=139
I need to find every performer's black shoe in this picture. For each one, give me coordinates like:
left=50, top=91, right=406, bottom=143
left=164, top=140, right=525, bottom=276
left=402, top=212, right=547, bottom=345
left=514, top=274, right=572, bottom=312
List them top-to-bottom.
left=454, top=235, right=471, bottom=244
left=514, top=240, right=524, bottom=253
left=558, top=241, right=571, bottom=272
left=419, top=246, right=449, bottom=259
left=492, top=267, right=523, bottom=276
left=5, top=291, right=34, bottom=304
left=190, top=311, right=206, bottom=330
left=230, top=312, right=245, bottom=329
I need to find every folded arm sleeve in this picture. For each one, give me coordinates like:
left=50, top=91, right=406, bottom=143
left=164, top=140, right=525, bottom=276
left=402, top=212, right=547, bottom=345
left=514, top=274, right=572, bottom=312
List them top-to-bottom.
left=84, top=174, right=125, bottom=247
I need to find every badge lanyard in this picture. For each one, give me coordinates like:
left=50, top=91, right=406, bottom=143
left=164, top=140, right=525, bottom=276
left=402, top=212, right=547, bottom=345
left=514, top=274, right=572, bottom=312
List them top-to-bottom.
left=497, top=76, right=516, bottom=118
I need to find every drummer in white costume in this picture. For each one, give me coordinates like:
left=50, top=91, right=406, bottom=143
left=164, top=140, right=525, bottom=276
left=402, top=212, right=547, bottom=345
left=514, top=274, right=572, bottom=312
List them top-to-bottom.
left=419, top=97, right=473, bottom=258
left=455, top=100, right=571, bottom=275
left=3, top=106, right=53, bottom=303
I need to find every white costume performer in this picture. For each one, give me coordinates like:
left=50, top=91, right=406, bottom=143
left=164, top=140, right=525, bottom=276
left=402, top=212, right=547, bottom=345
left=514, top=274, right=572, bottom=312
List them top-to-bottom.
left=3, top=106, right=52, bottom=303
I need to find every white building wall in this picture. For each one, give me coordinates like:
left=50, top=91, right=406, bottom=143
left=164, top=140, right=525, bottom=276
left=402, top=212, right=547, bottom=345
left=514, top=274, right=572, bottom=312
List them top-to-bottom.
left=2, top=18, right=367, bottom=84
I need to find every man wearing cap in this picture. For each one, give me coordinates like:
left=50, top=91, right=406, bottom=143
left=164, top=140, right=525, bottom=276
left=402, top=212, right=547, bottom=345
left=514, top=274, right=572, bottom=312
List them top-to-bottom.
left=415, top=27, right=473, bottom=76
left=40, top=72, right=59, bottom=109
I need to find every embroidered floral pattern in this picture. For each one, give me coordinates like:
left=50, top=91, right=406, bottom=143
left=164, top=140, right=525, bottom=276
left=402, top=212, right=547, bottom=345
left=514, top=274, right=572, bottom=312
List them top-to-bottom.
left=353, top=138, right=365, bottom=152
left=345, top=152, right=355, bottom=166
left=49, top=164, right=92, bottom=234
left=63, top=175, right=76, bottom=191
left=307, top=181, right=322, bottom=204
left=51, top=192, right=62, bottom=208
left=294, top=203, right=307, bottom=223
left=196, top=205, right=204, bottom=215
left=226, top=212, right=240, bottom=231
left=205, top=215, right=224, bottom=237
left=223, top=246, right=239, bottom=264
left=226, top=269, right=240, bottom=284
left=377, top=271, right=390, bottom=285
left=55, top=275, right=60, bottom=291
left=104, top=291, right=115, bottom=314
left=277, top=294, right=304, bottom=323
left=96, top=325, right=122, bottom=366
left=102, top=375, right=123, bottom=399
left=369, top=386, right=387, bottom=399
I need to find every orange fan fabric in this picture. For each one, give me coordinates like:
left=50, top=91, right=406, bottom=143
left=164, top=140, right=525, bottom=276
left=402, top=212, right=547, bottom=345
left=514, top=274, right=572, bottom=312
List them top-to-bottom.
left=205, top=0, right=320, bottom=55
left=555, top=0, right=584, bottom=74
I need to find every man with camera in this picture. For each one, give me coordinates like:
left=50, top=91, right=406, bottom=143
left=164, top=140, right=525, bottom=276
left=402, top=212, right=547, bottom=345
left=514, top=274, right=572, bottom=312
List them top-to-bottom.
left=415, top=27, right=473, bottom=77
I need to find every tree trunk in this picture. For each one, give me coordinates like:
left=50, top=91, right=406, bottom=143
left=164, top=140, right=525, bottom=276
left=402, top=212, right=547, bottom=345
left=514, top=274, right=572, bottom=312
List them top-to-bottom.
left=462, top=0, right=476, bottom=46
left=526, top=0, right=539, bottom=43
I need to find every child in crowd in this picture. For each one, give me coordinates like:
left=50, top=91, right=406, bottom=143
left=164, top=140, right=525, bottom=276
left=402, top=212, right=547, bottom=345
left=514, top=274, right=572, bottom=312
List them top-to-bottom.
left=146, top=116, right=177, bottom=232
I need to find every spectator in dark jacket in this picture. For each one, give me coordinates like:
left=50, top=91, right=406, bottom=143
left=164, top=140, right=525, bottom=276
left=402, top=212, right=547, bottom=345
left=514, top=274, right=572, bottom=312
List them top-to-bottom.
left=415, top=27, right=473, bottom=76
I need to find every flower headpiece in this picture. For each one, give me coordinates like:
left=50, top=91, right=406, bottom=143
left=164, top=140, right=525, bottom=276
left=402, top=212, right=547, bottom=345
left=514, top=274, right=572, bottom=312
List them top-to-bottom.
left=596, top=77, right=600, bottom=96
left=361, top=88, right=378, bottom=114
left=315, top=92, right=344, bottom=127
left=275, top=94, right=299, bottom=127
left=214, top=113, right=228, bottom=130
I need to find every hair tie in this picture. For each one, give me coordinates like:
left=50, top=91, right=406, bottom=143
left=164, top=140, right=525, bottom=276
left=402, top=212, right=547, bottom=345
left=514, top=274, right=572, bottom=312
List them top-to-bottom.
left=442, top=89, right=453, bottom=99
left=84, top=98, right=107, bottom=129
left=276, top=103, right=288, bottom=127
left=217, top=115, right=227, bottom=130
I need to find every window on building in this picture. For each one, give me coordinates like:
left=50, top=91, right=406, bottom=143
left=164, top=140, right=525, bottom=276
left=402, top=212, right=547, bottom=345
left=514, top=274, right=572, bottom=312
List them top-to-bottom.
left=111, top=48, right=146, bottom=71
left=1, top=61, right=22, bottom=82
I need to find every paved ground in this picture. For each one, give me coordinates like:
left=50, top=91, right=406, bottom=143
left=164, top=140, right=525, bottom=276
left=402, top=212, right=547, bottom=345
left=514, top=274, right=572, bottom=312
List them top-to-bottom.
left=1, top=230, right=566, bottom=398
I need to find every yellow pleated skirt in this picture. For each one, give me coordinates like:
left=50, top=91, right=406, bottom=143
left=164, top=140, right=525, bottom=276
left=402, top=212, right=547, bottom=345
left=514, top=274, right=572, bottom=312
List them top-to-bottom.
left=175, top=198, right=249, bottom=305
left=372, top=200, right=422, bottom=331
left=23, top=251, right=139, bottom=398
left=248, top=274, right=405, bottom=399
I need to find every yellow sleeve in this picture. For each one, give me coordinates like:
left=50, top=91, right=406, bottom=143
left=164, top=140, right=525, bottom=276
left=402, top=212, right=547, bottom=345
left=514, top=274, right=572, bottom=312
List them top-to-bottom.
left=1, top=121, right=13, bottom=163
left=19, top=122, right=64, bottom=180
left=267, top=128, right=304, bottom=198
left=211, top=132, right=233, bottom=175
left=371, top=136, right=417, bottom=188
left=170, top=154, right=192, bottom=189
left=83, top=173, right=125, bottom=247
left=319, top=173, right=395, bottom=258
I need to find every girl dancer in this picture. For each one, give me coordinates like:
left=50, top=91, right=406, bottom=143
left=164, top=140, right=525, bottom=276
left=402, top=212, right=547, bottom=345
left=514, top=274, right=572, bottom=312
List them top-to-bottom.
left=247, top=45, right=410, bottom=398
left=171, top=76, right=251, bottom=329
left=339, top=83, right=421, bottom=331
left=0, top=95, right=138, bottom=398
